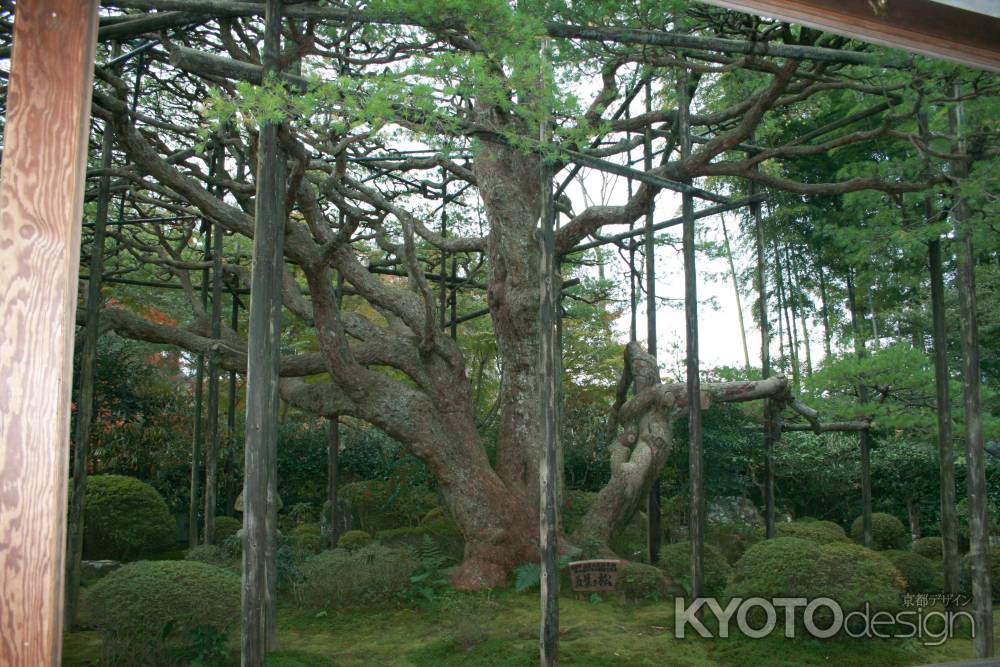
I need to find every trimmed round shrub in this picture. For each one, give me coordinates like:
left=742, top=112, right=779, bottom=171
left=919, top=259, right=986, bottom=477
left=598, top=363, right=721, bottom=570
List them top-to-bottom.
left=78, top=474, right=175, bottom=561
left=339, top=480, right=440, bottom=531
left=850, top=512, right=907, bottom=550
left=213, top=516, right=241, bottom=544
left=776, top=520, right=849, bottom=544
left=289, top=522, right=323, bottom=555
left=706, top=522, right=763, bottom=564
left=338, top=529, right=373, bottom=551
left=912, top=536, right=944, bottom=561
left=726, top=538, right=905, bottom=633
left=658, top=541, right=731, bottom=597
left=184, top=544, right=233, bottom=569
left=295, top=544, right=415, bottom=609
left=960, top=546, right=1000, bottom=602
left=882, top=550, right=938, bottom=593
left=84, top=560, right=239, bottom=666
left=617, top=562, right=671, bottom=602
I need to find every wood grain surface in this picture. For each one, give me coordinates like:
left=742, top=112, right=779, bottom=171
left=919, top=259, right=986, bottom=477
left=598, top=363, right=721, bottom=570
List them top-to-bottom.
left=0, top=2, right=98, bottom=664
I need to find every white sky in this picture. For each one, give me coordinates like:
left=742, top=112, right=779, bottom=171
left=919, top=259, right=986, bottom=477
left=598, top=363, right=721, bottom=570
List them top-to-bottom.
left=560, top=171, right=829, bottom=379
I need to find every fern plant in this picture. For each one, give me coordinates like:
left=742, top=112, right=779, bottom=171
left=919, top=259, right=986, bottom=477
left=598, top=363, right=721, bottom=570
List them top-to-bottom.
left=405, top=535, right=451, bottom=601
left=513, top=548, right=580, bottom=593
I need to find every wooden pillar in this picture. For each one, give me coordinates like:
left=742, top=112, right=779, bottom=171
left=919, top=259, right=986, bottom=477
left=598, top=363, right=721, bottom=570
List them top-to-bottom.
left=242, top=0, right=285, bottom=661
left=0, top=2, right=98, bottom=663
left=538, top=37, right=560, bottom=667
left=678, top=62, right=705, bottom=603
left=643, top=81, right=662, bottom=566
left=64, top=83, right=116, bottom=628
left=951, top=86, right=993, bottom=658
left=204, top=142, right=224, bottom=544
left=438, top=168, right=448, bottom=331
left=752, top=182, right=776, bottom=539
left=189, top=226, right=208, bottom=547
left=928, top=236, right=961, bottom=598
left=325, top=273, right=344, bottom=549
left=847, top=273, right=873, bottom=548
left=326, top=417, right=340, bottom=548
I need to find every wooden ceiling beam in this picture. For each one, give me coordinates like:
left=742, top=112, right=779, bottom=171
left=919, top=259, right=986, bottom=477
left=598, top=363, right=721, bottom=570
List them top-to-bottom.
left=698, top=0, right=1000, bottom=72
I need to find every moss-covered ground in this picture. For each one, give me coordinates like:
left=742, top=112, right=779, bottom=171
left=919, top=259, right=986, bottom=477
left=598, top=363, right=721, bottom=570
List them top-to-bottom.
left=63, top=588, right=992, bottom=666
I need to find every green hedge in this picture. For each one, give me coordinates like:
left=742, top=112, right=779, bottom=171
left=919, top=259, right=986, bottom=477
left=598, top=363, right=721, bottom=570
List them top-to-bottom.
left=77, top=474, right=175, bottom=561
left=339, top=480, right=440, bottom=531
left=850, top=513, right=907, bottom=550
left=213, top=516, right=241, bottom=544
left=776, top=520, right=849, bottom=544
left=376, top=521, right=464, bottom=562
left=289, top=522, right=323, bottom=555
left=706, top=522, right=763, bottom=564
left=337, top=530, right=373, bottom=551
left=911, top=536, right=944, bottom=561
left=726, top=538, right=905, bottom=634
left=658, top=541, right=731, bottom=597
left=184, top=544, right=234, bottom=569
left=295, top=544, right=415, bottom=609
left=883, top=550, right=938, bottom=593
left=84, top=560, right=239, bottom=666
left=617, top=562, right=670, bottom=602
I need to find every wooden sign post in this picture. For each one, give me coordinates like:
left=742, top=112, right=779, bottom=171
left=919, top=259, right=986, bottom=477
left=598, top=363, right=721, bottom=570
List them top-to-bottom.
left=0, top=2, right=99, bottom=664
left=568, top=560, right=622, bottom=593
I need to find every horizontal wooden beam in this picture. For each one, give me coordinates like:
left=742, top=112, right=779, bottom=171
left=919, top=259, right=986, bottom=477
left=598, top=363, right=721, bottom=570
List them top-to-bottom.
left=103, top=0, right=891, bottom=66
left=698, top=0, right=1000, bottom=72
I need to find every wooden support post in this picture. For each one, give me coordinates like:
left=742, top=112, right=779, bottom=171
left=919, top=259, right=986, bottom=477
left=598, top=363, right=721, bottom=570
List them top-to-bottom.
left=242, top=0, right=286, bottom=662
left=0, top=2, right=98, bottom=663
left=538, top=37, right=560, bottom=667
left=678, top=62, right=705, bottom=603
left=643, top=81, right=662, bottom=567
left=65, top=82, right=116, bottom=628
left=951, top=87, right=993, bottom=659
left=204, top=142, right=224, bottom=544
left=438, top=167, right=448, bottom=331
left=752, top=182, right=776, bottom=540
left=189, top=224, right=208, bottom=547
left=928, top=236, right=961, bottom=599
left=325, top=272, right=344, bottom=549
left=846, top=273, right=873, bottom=549
left=326, top=418, right=340, bottom=548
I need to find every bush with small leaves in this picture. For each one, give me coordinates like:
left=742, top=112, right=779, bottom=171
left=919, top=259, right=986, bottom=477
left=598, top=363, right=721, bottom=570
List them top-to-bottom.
left=76, top=474, right=175, bottom=561
left=339, top=480, right=440, bottom=531
left=561, top=490, right=598, bottom=535
left=850, top=513, right=907, bottom=550
left=212, top=516, right=241, bottom=544
left=776, top=520, right=849, bottom=544
left=289, top=522, right=323, bottom=555
left=376, top=522, right=464, bottom=562
left=706, top=522, right=762, bottom=564
left=337, top=529, right=373, bottom=551
left=912, top=536, right=944, bottom=561
left=726, top=538, right=905, bottom=634
left=658, top=541, right=731, bottom=596
left=184, top=544, right=234, bottom=570
left=294, top=544, right=415, bottom=609
left=882, top=550, right=938, bottom=593
left=83, top=560, right=239, bottom=666
left=617, top=562, right=670, bottom=602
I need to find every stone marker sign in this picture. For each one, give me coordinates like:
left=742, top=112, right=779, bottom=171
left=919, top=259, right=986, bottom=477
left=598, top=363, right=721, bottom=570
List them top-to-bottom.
left=569, top=559, right=622, bottom=592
